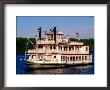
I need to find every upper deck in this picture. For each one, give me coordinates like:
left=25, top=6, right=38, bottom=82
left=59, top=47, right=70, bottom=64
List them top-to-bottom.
left=27, top=27, right=90, bottom=55
left=36, top=40, right=83, bottom=46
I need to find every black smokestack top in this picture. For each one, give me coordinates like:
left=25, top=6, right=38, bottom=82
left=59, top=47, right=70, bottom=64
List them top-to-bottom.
left=37, top=27, right=41, bottom=40
left=53, top=27, right=56, bottom=44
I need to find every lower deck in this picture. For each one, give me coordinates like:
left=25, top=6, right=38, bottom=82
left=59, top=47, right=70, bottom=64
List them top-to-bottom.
left=27, top=53, right=92, bottom=64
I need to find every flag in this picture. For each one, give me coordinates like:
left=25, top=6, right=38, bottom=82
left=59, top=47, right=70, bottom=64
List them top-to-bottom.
left=75, top=32, right=80, bottom=40
left=76, top=32, right=79, bottom=37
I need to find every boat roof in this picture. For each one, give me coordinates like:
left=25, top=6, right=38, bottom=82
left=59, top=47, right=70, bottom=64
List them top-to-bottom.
left=68, top=42, right=83, bottom=45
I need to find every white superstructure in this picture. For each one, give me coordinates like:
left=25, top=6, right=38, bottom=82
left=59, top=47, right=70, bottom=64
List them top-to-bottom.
left=27, top=27, right=92, bottom=64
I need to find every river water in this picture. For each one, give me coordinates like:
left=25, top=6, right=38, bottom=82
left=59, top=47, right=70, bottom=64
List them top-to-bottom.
left=16, top=52, right=94, bottom=74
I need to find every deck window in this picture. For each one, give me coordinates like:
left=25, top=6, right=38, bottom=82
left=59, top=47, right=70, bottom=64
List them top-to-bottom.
left=38, top=45, right=43, bottom=48
left=50, top=46, right=52, bottom=50
left=53, top=46, right=56, bottom=49
left=58, top=46, right=60, bottom=50
left=59, top=46, right=62, bottom=50
left=64, top=46, right=68, bottom=51
left=61, top=47, right=62, bottom=51
left=69, top=47, right=71, bottom=50
left=72, top=47, right=74, bottom=50
left=86, top=47, right=88, bottom=51
left=54, top=56, right=56, bottom=58
left=61, top=56, right=65, bottom=61
left=63, top=56, right=65, bottom=60
left=73, top=56, right=75, bottom=61
left=76, top=56, right=78, bottom=61
left=79, top=56, right=81, bottom=60
left=82, top=56, right=84, bottom=60
left=85, top=56, right=87, bottom=60
left=70, top=57, right=72, bottom=61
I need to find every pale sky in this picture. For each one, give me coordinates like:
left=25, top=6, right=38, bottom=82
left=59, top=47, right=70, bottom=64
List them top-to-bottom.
left=16, top=16, right=94, bottom=39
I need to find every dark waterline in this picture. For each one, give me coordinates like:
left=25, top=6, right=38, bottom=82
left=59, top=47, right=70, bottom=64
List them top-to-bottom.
left=16, top=52, right=94, bottom=74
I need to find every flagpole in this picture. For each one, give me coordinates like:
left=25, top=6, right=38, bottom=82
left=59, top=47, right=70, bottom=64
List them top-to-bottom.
left=25, top=42, right=28, bottom=60
left=25, top=51, right=26, bottom=60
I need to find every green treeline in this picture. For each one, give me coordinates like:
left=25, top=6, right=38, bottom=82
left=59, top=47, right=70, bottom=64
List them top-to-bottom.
left=16, top=37, right=94, bottom=53
left=16, top=37, right=36, bottom=53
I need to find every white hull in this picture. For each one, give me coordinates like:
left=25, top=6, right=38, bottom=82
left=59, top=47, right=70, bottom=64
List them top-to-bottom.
left=27, top=58, right=92, bottom=64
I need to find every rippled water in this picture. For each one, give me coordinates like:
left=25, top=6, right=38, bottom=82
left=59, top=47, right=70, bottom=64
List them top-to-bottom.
left=16, top=52, right=94, bottom=74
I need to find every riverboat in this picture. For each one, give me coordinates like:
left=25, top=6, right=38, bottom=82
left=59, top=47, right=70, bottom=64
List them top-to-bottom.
left=26, top=27, right=92, bottom=66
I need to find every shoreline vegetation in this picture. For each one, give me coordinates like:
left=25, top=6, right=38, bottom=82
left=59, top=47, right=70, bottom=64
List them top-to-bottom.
left=16, top=37, right=94, bottom=53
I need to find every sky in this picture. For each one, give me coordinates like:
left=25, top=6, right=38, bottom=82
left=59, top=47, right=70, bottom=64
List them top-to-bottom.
left=16, top=16, right=94, bottom=39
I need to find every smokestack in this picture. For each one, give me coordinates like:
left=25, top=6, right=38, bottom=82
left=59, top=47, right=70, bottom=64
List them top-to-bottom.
left=37, top=27, right=41, bottom=40
left=53, top=27, right=56, bottom=44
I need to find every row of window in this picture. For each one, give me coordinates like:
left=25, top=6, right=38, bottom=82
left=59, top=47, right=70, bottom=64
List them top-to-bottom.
left=47, top=35, right=63, bottom=40
left=38, top=46, right=89, bottom=51
left=50, top=46, right=81, bottom=51
left=61, top=56, right=88, bottom=61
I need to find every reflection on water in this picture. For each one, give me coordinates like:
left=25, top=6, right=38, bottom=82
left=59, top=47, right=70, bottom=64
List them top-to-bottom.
left=16, top=53, right=94, bottom=74
left=27, top=65, right=94, bottom=74
left=30, top=68, right=65, bottom=74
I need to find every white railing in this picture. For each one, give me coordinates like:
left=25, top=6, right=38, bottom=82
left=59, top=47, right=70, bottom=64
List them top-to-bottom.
left=37, top=40, right=55, bottom=44
left=37, top=40, right=84, bottom=45
left=68, top=42, right=83, bottom=45
left=28, top=49, right=89, bottom=54
left=28, top=49, right=44, bottom=53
